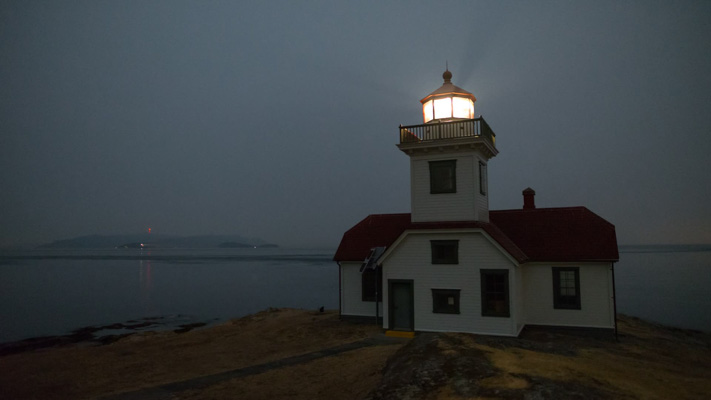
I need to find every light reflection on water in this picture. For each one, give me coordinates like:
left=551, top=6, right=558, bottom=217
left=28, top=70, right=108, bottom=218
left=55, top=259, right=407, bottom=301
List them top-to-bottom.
left=0, top=246, right=709, bottom=343
left=0, top=248, right=338, bottom=343
left=139, top=258, right=155, bottom=316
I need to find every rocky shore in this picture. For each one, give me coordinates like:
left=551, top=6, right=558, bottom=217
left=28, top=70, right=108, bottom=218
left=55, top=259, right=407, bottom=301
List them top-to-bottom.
left=1, top=309, right=709, bottom=399
left=0, top=317, right=210, bottom=357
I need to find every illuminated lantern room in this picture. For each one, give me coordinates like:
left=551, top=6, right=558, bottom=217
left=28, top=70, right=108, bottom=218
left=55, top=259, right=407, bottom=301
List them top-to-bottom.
left=397, top=68, right=498, bottom=222
left=421, top=69, right=476, bottom=123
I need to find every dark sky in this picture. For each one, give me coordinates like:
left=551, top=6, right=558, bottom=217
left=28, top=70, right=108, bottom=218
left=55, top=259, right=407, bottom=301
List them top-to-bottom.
left=1, top=1, right=710, bottom=248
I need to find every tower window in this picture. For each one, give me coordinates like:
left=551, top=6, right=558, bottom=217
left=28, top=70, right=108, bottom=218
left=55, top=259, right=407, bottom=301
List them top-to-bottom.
left=429, top=160, right=457, bottom=194
left=479, top=161, right=487, bottom=195
left=431, top=240, right=459, bottom=264
left=553, top=267, right=581, bottom=309
left=481, top=269, right=509, bottom=317
left=432, top=289, right=460, bottom=314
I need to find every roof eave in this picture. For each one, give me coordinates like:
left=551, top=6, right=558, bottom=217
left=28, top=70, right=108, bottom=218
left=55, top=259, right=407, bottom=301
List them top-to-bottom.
left=377, top=227, right=526, bottom=266
left=523, top=258, right=620, bottom=264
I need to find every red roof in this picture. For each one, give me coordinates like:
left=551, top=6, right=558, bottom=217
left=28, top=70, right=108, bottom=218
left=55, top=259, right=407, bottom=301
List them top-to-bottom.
left=333, top=207, right=618, bottom=263
left=490, top=207, right=619, bottom=262
left=333, top=214, right=411, bottom=262
left=333, top=214, right=527, bottom=263
left=407, top=220, right=528, bottom=263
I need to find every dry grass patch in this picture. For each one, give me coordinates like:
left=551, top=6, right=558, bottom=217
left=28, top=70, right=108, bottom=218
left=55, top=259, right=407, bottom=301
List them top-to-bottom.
left=0, top=308, right=382, bottom=400
left=2, top=312, right=708, bottom=400
left=370, top=316, right=711, bottom=400
left=469, top=317, right=711, bottom=400
left=176, top=344, right=402, bottom=400
left=478, top=374, right=530, bottom=390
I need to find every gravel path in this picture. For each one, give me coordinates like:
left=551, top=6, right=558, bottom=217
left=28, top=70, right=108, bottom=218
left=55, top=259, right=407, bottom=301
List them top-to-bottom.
left=99, top=335, right=406, bottom=400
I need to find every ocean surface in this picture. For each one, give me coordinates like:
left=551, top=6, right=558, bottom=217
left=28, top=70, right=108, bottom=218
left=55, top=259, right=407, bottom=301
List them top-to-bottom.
left=615, top=244, right=711, bottom=333
left=0, top=245, right=709, bottom=343
left=0, top=248, right=338, bottom=343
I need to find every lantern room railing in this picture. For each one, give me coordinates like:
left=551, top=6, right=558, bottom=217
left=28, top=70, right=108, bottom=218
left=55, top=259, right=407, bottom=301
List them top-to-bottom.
left=399, top=117, right=495, bottom=146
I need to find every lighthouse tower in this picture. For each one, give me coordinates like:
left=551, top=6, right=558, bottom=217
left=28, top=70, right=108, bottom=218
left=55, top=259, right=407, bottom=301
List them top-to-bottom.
left=335, top=69, right=619, bottom=337
left=398, top=69, right=498, bottom=223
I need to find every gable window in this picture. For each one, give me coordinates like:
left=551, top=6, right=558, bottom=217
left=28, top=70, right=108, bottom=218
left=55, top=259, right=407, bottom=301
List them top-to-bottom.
left=429, top=160, right=456, bottom=194
left=479, top=161, right=487, bottom=195
left=431, top=240, right=459, bottom=264
left=362, top=267, right=382, bottom=302
left=553, top=267, right=581, bottom=309
left=481, top=269, right=509, bottom=317
left=432, top=289, right=460, bottom=314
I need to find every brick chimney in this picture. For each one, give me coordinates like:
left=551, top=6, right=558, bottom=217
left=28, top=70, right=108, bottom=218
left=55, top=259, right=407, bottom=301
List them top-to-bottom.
left=523, top=187, right=536, bottom=210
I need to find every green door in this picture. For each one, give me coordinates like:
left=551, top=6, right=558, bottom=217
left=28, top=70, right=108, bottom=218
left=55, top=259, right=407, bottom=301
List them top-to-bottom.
left=389, top=280, right=414, bottom=331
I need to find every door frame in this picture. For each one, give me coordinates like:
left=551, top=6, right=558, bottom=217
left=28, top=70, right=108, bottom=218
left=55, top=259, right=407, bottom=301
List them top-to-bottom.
left=388, top=279, right=414, bottom=331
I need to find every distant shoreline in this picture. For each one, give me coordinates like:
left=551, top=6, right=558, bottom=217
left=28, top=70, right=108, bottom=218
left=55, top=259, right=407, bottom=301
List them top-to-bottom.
left=618, top=243, right=711, bottom=253
left=0, top=248, right=335, bottom=262
left=0, top=315, right=215, bottom=356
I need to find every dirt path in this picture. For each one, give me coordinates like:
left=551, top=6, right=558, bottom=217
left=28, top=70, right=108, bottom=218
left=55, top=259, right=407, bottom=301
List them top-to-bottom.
left=0, top=309, right=401, bottom=400
left=2, top=310, right=709, bottom=400
left=100, top=335, right=405, bottom=400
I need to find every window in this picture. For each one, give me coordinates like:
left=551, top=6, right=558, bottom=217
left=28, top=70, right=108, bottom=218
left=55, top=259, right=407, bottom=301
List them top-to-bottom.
left=429, top=160, right=456, bottom=194
left=479, top=161, right=487, bottom=195
left=431, top=240, right=459, bottom=264
left=362, top=267, right=382, bottom=302
left=553, top=267, right=581, bottom=309
left=481, top=269, right=509, bottom=317
left=432, top=289, right=460, bottom=314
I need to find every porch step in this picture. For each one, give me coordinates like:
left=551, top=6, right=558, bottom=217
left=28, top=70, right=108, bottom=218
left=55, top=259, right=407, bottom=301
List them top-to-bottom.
left=385, top=330, right=415, bottom=339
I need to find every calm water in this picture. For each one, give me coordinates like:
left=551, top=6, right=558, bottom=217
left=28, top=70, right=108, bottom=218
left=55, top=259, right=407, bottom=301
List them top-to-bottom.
left=616, top=244, right=711, bottom=332
left=0, top=245, right=709, bottom=343
left=0, top=248, right=338, bottom=343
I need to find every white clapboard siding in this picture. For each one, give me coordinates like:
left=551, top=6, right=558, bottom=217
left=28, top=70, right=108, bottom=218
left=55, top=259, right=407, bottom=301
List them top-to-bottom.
left=410, top=152, right=490, bottom=223
left=474, top=156, right=489, bottom=222
left=381, top=231, right=519, bottom=336
left=339, top=262, right=382, bottom=317
left=522, top=263, right=615, bottom=329
left=514, top=266, right=525, bottom=333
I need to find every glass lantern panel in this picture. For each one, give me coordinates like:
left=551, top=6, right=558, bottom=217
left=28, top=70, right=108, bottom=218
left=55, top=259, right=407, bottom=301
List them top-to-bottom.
left=452, top=97, right=474, bottom=119
left=433, top=98, right=452, bottom=120
left=423, top=100, right=434, bottom=123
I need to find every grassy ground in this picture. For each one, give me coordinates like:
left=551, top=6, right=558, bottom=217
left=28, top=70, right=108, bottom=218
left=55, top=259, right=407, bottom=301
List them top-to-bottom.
left=0, top=309, right=709, bottom=399
left=0, top=309, right=398, bottom=400
left=370, top=317, right=711, bottom=399
left=478, top=317, right=711, bottom=399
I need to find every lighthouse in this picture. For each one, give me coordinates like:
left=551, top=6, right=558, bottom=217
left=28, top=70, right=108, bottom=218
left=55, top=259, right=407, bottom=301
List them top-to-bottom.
left=334, top=69, right=618, bottom=337
left=398, top=69, right=498, bottom=223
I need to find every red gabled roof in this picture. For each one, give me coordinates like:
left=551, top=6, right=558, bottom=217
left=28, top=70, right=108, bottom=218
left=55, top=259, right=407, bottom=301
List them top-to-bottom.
left=334, top=207, right=619, bottom=263
left=489, top=207, right=619, bottom=262
left=333, top=214, right=411, bottom=262
left=333, top=214, right=527, bottom=263
left=407, top=220, right=528, bottom=263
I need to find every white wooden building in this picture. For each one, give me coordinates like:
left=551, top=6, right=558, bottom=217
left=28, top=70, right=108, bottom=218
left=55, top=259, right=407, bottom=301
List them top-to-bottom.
left=334, top=70, right=619, bottom=336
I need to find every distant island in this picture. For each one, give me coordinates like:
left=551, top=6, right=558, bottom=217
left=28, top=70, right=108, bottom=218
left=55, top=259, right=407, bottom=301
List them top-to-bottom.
left=39, top=234, right=278, bottom=249
left=217, top=241, right=251, bottom=248
left=117, top=242, right=156, bottom=249
left=217, top=242, right=279, bottom=249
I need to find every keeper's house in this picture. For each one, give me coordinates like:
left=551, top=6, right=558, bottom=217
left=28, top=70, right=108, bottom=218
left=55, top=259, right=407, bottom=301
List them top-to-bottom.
left=334, top=70, right=619, bottom=337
